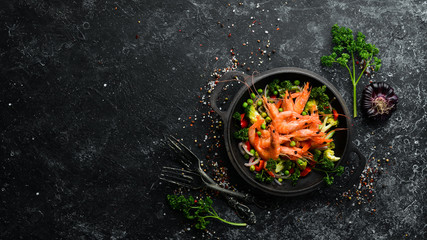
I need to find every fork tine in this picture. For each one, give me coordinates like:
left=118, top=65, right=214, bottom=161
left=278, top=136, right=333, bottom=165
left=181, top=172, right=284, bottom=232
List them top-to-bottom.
left=167, top=135, right=199, bottom=162
left=167, top=137, right=194, bottom=167
left=166, top=141, right=192, bottom=168
left=162, top=166, right=198, bottom=177
left=160, top=167, right=200, bottom=189
left=161, top=168, right=192, bottom=181
left=159, top=177, right=196, bottom=189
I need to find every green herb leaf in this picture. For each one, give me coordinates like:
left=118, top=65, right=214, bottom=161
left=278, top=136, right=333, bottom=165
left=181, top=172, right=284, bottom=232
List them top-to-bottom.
left=321, top=24, right=381, bottom=117
left=233, top=128, right=249, bottom=141
left=167, top=194, right=246, bottom=230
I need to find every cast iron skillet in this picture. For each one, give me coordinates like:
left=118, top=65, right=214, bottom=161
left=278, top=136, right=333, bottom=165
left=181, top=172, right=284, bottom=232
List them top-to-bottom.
left=211, top=67, right=366, bottom=197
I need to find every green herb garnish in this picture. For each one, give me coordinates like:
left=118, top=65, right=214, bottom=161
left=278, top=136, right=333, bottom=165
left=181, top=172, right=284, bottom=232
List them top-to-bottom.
left=321, top=24, right=381, bottom=117
left=310, top=85, right=332, bottom=114
left=233, top=128, right=249, bottom=141
left=312, top=155, right=345, bottom=186
left=255, top=170, right=274, bottom=183
left=167, top=194, right=246, bottom=230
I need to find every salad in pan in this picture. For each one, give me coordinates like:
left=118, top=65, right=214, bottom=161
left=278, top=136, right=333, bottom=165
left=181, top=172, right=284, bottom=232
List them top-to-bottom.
left=233, top=79, right=344, bottom=186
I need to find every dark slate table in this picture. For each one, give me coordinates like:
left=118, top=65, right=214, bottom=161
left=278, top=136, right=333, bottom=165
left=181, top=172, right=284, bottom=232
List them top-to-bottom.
left=1, top=1, right=425, bottom=239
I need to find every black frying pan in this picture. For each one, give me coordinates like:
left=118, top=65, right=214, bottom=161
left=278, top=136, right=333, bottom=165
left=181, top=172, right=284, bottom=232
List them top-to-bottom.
left=211, top=67, right=366, bottom=197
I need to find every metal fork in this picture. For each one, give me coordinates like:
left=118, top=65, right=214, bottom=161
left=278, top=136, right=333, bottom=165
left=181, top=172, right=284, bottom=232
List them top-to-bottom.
left=165, top=135, right=257, bottom=224
left=165, top=135, right=254, bottom=200
left=160, top=166, right=206, bottom=190
left=161, top=166, right=243, bottom=195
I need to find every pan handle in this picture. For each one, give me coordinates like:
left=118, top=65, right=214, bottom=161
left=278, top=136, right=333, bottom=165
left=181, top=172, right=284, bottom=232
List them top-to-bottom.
left=210, top=71, right=251, bottom=121
left=330, top=143, right=367, bottom=192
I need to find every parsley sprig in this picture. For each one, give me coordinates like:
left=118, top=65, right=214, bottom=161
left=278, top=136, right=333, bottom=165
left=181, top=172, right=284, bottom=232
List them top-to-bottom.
left=321, top=24, right=381, bottom=117
left=312, top=157, right=345, bottom=186
left=167, top=194, right=247, bottom=230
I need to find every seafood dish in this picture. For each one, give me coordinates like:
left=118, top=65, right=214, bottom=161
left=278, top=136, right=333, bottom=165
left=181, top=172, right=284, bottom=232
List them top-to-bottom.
left=232, top=79, right=343, bottom=186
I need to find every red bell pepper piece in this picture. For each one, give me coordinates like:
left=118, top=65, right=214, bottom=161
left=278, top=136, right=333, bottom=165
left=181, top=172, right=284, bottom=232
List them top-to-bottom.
left=270, top=95, right=277, bottom=99
left=332, top=109, right=338, bottom=121
left=240, top=113, right=248, bottom=128
left=245, top=141, right=251, bottom=151
left=255, top=160, right=265, bottom=172
left=300, top=167, right=312, bottom=177
left=289, top=168, right=295, bottom=174
left=266, top=170, right=275, bottom=177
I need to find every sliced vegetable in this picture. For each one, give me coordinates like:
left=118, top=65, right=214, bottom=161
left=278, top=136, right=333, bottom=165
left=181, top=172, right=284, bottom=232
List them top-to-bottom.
left=361, top=82, right=398, bottom=121
left=332, top=109, right=338, bottom=120
left=240, top=113, right=248, bottom=128
left=255, top=160, right=265, bottom=172
left=300, top=166, right=312, bottom=177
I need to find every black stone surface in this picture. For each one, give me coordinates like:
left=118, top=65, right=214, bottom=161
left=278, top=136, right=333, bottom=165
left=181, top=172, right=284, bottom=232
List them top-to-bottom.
left=1, top=1, right=426, bottom=239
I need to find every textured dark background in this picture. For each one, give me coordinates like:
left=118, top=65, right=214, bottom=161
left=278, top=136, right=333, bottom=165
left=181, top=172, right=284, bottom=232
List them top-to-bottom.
left=1, top=0, right=426, bottom=239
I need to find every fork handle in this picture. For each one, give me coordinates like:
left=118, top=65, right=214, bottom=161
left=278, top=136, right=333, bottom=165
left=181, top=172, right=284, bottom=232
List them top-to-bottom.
left=205, top=183, right=254, bottom=202
left=224, top=196, right=256, bottom=224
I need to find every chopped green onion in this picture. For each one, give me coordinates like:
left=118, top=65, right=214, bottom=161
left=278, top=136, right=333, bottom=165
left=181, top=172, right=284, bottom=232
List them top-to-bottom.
left=294, top=80, right=300, bottom=85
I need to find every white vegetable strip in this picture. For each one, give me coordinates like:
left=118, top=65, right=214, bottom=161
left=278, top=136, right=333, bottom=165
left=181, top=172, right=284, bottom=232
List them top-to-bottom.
left=238, top=142, right=246, bottom=155
left=239, top=142, right=253, bottom=156
left=244, top=157, right=260, bottom=166
left=274, top=179, right=283, bottom=185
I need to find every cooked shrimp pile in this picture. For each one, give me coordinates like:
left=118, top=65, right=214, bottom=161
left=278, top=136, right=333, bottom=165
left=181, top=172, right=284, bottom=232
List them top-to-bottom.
left=248, top=83, right=332, bottom=162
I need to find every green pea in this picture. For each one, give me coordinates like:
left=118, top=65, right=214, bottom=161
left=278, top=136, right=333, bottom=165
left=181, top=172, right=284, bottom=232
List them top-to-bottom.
left=294, top=80, right=300, bottom=85
left=257, top=88, right=263, bottom=94
left=273, top=90, right=278, bottom=95
left=251, top=93, right=256, bottom=99
left=247, top=99, right=254, bottom=105
left=257, top=100, right=263, bottom=106
left=242, top=102, right=248, bottom=108
left=278, top=108, right=283, bottom=112
left=302, top=111, right=307, bottom=116
left=261, top=112, right=267, bottom=118
left=265, top=116, right=271, bottom=122
left=261, top=123, right=266, bottom=129
left=257, top=131, right=262, bottom=136
left=290, top=141, right=296, bottom=147
left=250, top=149, right=255, bottom=155
left=254, top=152, right=259, bottom=158
left=244, top=154, right=250, bottom=160
left=250, top=165, right=256, bottom=171
left=287, top=165, right=291, bottom=170
left=284, top=170, right=290, bottom=175
left=278, top=178, right=283, bottom=182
